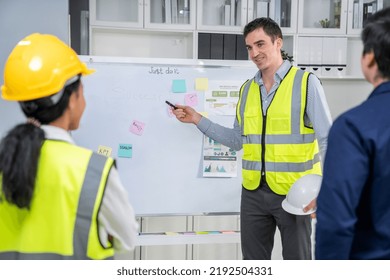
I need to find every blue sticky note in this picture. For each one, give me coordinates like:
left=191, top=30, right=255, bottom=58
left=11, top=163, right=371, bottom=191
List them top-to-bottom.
left=172, top=79, right=187, bottom=93
left=118, top=144, right=132, bottom=158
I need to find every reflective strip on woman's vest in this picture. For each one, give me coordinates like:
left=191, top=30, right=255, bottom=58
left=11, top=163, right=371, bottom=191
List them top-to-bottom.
left=236, top=67, right=322, bottom=194
left=0, top=140, right=115, bottom=259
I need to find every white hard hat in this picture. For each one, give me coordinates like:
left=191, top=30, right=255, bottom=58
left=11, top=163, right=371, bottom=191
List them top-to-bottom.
left=281, top=174, right=322, bottom=215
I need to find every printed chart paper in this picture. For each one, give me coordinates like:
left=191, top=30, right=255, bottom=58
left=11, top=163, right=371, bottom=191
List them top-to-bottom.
left=204, top=80, right=242, bottom=116
left=202, top=135, right=237, bottom=178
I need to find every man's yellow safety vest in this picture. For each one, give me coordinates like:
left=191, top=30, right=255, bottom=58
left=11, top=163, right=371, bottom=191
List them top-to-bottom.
left=237, top=67, right=322, bottom=194
left=0, top=140, right=115, bottom=259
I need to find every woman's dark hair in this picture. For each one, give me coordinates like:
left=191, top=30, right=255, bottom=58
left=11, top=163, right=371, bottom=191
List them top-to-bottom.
left=361, top=7, right=390, bottom=79
left=243, top=17, right=283, bottom=42
left=0, top=77, right=81, bottom=209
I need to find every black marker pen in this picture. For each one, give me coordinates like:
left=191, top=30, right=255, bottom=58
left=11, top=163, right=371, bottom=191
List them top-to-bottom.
left=165, top=100, right=178, bottom=110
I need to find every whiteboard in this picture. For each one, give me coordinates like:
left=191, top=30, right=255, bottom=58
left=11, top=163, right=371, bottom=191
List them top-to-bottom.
left=0, top=55, right=372, bottom=216
left=75, top=57, right=258, bottom=216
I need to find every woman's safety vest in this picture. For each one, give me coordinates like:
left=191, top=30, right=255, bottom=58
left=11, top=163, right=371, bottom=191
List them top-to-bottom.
left=236, top=67, right=322, bottom=195
left=0, top=140, right=115, bottom=259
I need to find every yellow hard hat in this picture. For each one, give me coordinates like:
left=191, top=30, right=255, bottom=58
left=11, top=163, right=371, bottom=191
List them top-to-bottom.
left=1, top=33, right=95, bottom=101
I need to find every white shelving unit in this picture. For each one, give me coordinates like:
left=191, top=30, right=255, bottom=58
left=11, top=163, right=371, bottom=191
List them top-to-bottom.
left=88, top=0, right=390, bottom=78
left=89, top=0, right=298, bottom=60
left=90, top=0, right=196, bottom=58
left=90, top=0, right=144, bottom=28
left=90, top=0, right=195, bottom=29
left=144, top=0, right=196, bottom=29
left=196, top=0, right=297, bottom=34
left=196, top=0, right=247, bottom=32
left=246, top=0, right=298, bottom=34
left=298, top=0, right=348, bottom=35
left=347, top=0, right=390, bottom=35
left=136, top=215, right=242, bottom=260
left=136, top=232, right=240, bottom=246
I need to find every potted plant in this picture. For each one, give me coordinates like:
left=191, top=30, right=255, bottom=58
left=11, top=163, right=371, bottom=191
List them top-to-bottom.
left=281, top=49, right=294, bottom=63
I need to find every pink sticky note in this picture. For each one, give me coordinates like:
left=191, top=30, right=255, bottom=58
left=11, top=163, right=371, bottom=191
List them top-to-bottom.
left=185, top=93, right=198, bottom=106
left=129, top=120, right=145, bottom=136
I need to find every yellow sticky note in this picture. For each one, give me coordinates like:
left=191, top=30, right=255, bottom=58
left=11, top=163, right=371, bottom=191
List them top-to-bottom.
left=195, top=78, right=209, bottom=91
left=97, top=145, right=112, bottom=157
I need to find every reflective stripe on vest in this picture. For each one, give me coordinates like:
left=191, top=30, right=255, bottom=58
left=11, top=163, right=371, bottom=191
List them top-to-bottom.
left=237, top=67, right=322, bottom=194
left=0, top=142, right=114, bottom=260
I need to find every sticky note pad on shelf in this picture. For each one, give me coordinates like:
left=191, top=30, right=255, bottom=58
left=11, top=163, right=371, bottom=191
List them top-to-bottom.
left=172, top=79, right=187, bottom=93
left=118, top=144, right=132, bottom=158
left=220, top=230, right=236, bottom=234
left=195, top=231, right=209, bottom=235
left=165, top=232, right=180, bottom=236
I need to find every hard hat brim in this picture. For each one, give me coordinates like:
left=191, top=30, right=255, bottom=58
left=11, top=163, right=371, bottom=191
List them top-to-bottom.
left=81, top=63, right=95, bottom=75
left=281, top=199, right=316, bottom=215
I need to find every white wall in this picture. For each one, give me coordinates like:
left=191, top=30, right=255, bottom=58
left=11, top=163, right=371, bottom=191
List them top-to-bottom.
left=322, top=78, right=371, bottom=120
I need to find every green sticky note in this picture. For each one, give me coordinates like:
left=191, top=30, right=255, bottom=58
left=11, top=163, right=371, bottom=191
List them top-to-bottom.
left=172, top=79, right=187, bottom=93
left=118, top=144, right=132, bottom=158
left=195, top=231, right=209, bottom=235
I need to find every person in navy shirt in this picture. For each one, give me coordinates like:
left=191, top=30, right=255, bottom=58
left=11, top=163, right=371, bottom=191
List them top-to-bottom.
left=314, top=7, right=390, bottom=259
